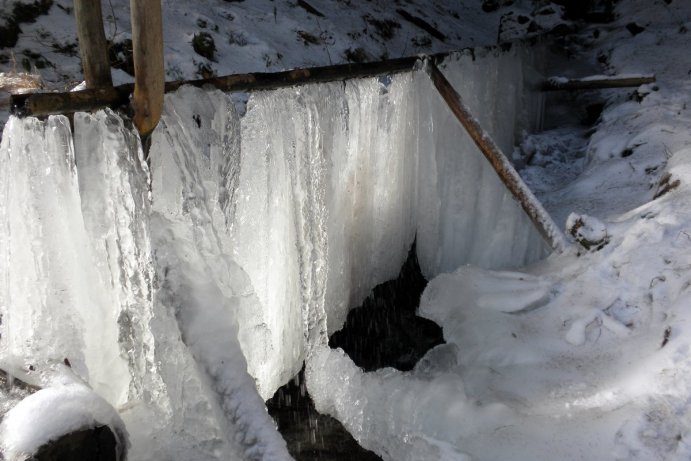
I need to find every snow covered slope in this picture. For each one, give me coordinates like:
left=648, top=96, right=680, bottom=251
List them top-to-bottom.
left=0, top=0, right=544, bottom=85
left=307, top=1, right=691, bottom=460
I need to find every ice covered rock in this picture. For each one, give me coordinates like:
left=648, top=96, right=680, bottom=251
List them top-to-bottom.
left=566, top=212, right=610, bottom=251
left=0, top=367, right=127, bottom=461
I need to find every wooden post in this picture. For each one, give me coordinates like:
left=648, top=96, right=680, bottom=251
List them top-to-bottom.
left=74, top=0, right=113, bottom=88
left=130, top=0, right=164, bottom=136
left=426, top=62, right=567, bottom=252
left=541, top=74, right=656, bottom=91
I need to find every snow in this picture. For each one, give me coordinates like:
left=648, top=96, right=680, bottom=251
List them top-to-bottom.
left=0, top=0, right=519, bottom=87
left=2, top=0, right=691, bottom=460
left=306, top=1, right=691, bottom=460
left=0, top=365, right=128, bottom=461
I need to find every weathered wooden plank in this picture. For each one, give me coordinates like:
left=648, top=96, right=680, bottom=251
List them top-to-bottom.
left=74, top=0, right=112, bottom=88
left=130, top=0, right=164, bottom=136
left=11, top=55, right=423, bottom=117
left=427, top=62, right=567, bottom=252
left=541, top=74, right=656, bottom=91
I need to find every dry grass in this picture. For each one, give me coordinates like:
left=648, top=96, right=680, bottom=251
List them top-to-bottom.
left=0, top=71, right=44, bottom=109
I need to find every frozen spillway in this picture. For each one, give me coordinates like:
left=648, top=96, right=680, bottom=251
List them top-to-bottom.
left=0, top=44, right=550, bottom=459
left=0, top=111, right=291, bottom=460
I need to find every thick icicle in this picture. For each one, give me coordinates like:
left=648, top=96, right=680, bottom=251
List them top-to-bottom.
left=150, top=85, right=293, bottom=460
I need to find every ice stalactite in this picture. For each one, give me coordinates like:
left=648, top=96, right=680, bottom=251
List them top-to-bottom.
left=150, top=85, right=293, bottom=460
left=0, top=114, right=128, bottom=398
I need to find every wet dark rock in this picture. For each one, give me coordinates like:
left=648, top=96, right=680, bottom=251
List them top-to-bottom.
left=481, top=0, right=501, bottom=13
left=481, top=0, right=514, bottom=13
left=552, top=0, right=614, bottom=23
left=498, top=12, right=543, bottom=43
left=548, top=22, right=577, bottom=37
left=626, top=22, right=645, bottom=36
left=584, top=102, right=604, bottom=125
left=329, top=242, right=444, bottom=372
left=267, top=368, right=381, bottom=461
left=30, top=425, right=121, bottom=461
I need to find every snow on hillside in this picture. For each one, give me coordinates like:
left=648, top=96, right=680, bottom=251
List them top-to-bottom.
left=0, top=0, right=547, bottom=87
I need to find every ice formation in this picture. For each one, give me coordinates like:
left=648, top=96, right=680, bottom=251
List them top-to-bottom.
left=0, top=45, right=550, bottom=458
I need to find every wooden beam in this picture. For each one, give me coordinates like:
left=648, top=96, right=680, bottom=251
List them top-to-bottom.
left=74, top=0, right=112, bottom=88
left=130, top=0, right=164, bottom=136
left=11, top=55, right=424, bottom=117
left=426, top=62, right=567, bottom=252
left=541, top=74, right=656, bottom=91
left=11, top=85, right=133, bottom=117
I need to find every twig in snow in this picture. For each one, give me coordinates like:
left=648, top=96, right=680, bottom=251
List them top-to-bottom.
left=107, top=0, right=119, bottom=41
left=297, top=0, right=325, bottom=18
left=315, top=18, right=333, bottom=66
left=650, top=275, right=666, bottom=288
left=661, top=326, right=671, bottom=348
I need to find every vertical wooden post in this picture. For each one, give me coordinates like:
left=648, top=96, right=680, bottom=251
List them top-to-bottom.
left=74, top=0, right=113, bottom=88
left=130, top=0, right=164, bottom=136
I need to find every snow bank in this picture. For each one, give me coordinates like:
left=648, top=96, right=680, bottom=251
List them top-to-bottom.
left=307, top=1, right=691, bottom=459
left=0, top=367, right=127, bottom=461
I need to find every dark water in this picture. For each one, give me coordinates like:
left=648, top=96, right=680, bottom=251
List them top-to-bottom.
left=267, top=241, right=445, bottom=460
left=329, top=241, right=444, bottom=372
left=266, top=367, right=381, bottom=461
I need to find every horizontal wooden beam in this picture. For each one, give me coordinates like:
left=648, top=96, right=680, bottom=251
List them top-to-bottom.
left=11, top=55, right=431, bottom=117
left=427, top=61, right=567, bottom=252
left=541, top=74, right=656, bottom=91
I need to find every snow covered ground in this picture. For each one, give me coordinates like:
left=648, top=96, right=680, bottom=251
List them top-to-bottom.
left=4, top=0, right=691, bottom=460
left=307, top=1, right=691, bottom=459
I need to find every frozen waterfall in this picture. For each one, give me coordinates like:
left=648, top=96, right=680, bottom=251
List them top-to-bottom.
left=0, top=46, right=549, bottom=459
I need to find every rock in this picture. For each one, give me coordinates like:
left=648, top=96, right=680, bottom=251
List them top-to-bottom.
left=481, top=0, right=501, bottom=13
left=498, top=12, right=542, bottom=43
left=626, top=22, right=646, bottom=36
left=566, top=212, right=610, bottom=252
left=30, top=425, right=121, bottom=461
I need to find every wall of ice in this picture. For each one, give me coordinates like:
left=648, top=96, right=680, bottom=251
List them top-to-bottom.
left=0, top=44, right=548, bottom=459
